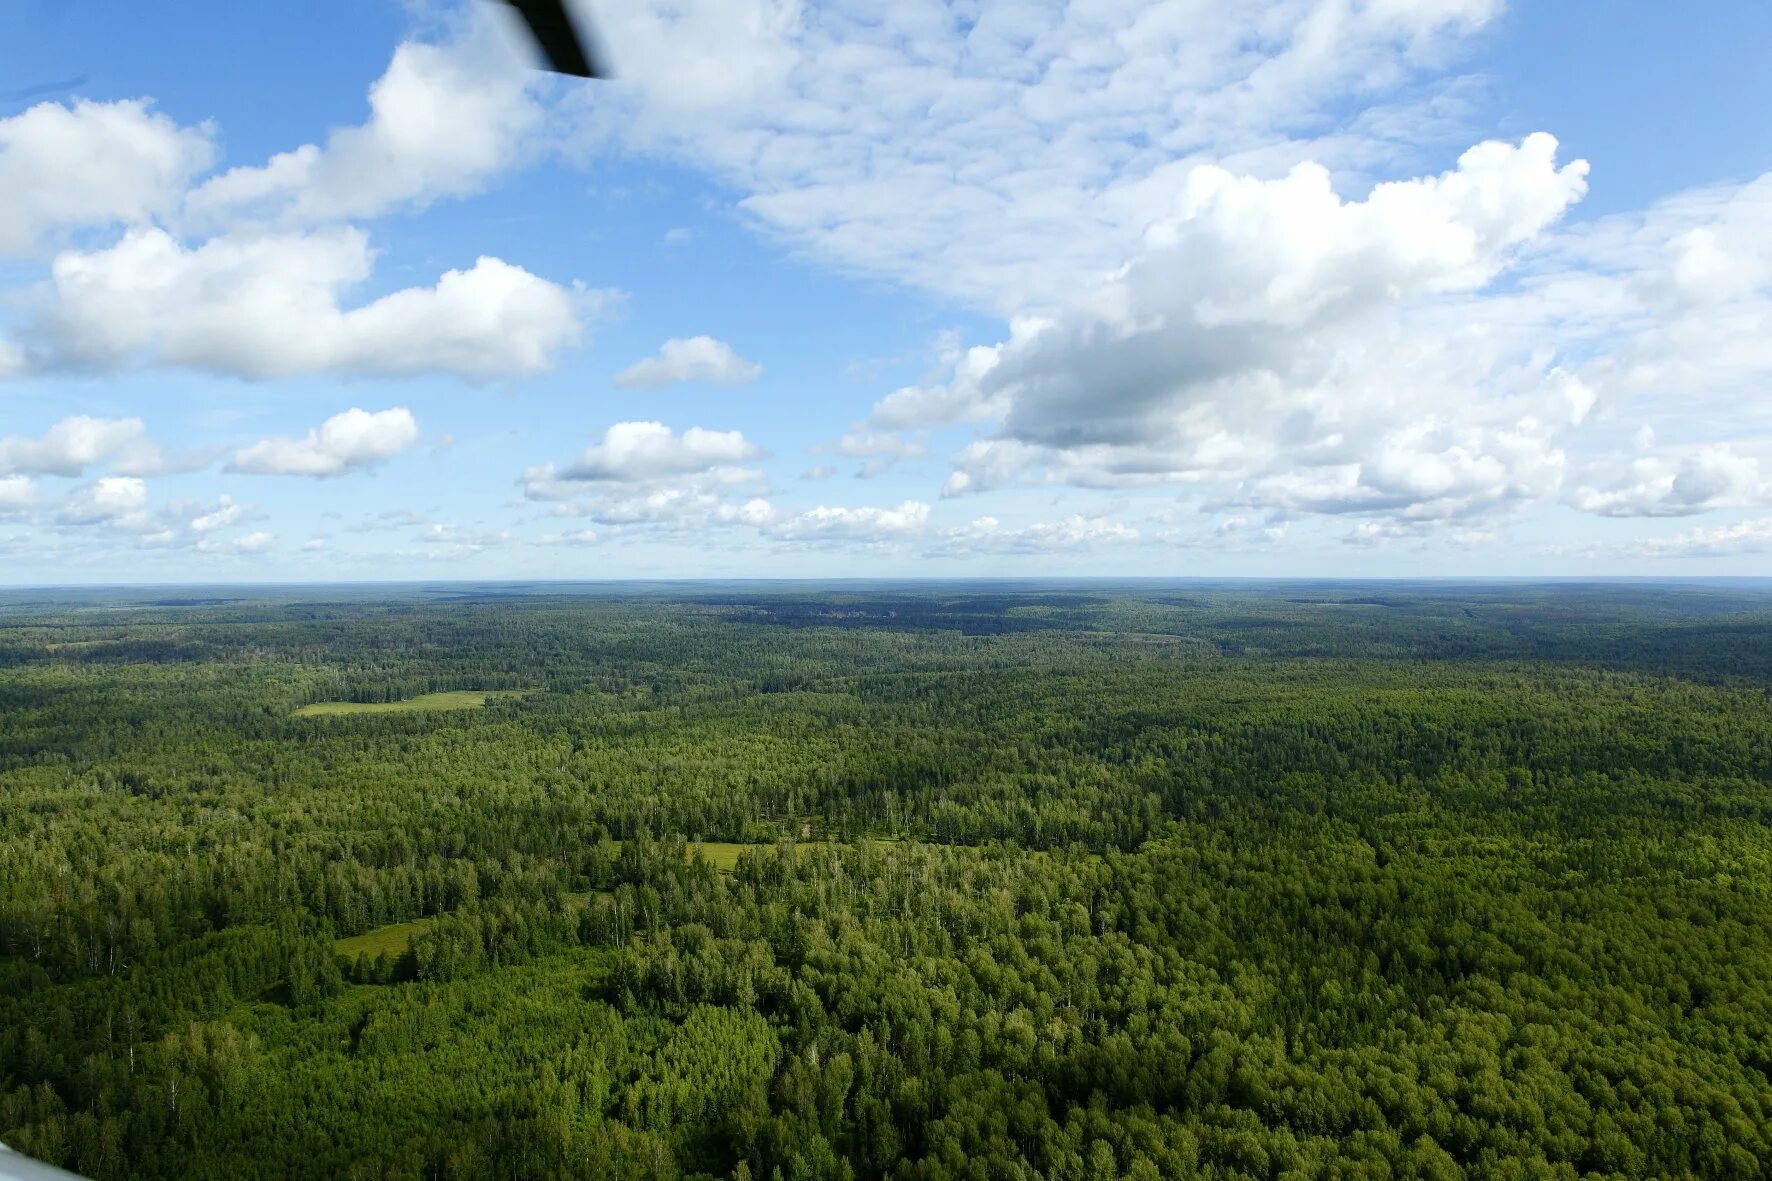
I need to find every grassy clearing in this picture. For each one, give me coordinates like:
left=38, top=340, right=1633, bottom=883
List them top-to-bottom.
left=294, top=690, right=531, bottom=717
left=597, top=839, right=838, bottom=872
left=677, top=841, right=838, bottom=870
left=688, top=841, right=769, bottom=870
left=333, top=919, right=434, bottom=960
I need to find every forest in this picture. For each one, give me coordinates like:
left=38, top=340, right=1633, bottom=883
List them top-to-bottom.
left=1, top=579, right=1770, bottom=1179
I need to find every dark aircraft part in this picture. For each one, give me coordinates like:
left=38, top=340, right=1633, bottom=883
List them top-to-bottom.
left=500, top=0, right=603, bottom=78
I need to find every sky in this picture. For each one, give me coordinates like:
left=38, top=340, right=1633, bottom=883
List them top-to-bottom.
left=1, top=0, right=1770, bottom=582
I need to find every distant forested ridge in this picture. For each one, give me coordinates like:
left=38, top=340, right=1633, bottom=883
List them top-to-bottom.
left=2, top=581, right=1770, bottom=1178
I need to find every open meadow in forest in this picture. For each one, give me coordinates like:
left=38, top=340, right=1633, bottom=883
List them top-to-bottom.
left=3, top=581, right=1771, bottom=1179
left=293, top=690, right=533, bottom=716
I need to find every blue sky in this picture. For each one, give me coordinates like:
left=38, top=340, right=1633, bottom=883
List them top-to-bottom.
left=2, top=0, right=1770, bottom=581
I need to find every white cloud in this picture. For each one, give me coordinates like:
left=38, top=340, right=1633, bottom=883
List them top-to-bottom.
left=573, top=0, right=1507, bottom=311
left=7, top=4, right=1771, bottom=573
left=564, top=6, right=1772, bottom=555
left=187, top=19, right=539, bottom=225
left=0, top=25, right=597, bottom=390
left=0, top=98, right=214, bottom=255
left=964, top=134, right=1587, bottom=450
left=901, top=135, right=1597, bottom=531
left=1524, top=174, right=1772, bottom=435
left=17, top=228, right=581, bottom=380
left=869, top=335, right=1020, bottom=430
left=613, top=336, right=762, bottom=389
left=229, top=408, right=420, bottom=477
left=0, top=416, right=165, bottom=478
left=521, top=420, right=772, bottom=534
left=537, top=421, right=762, bottom=483
left=823, top=429, right=926, bottom=478
left=833, top=431, right=923, bottom=459
left=1573, top=448, right=1767, bottom=518
left=529, top=461, right=930, bottom=544
left=0, top=476, right=36, bottom=515
left=55, top=477, right=150, bottom=528
left=30, top=483, right=277, bottom=555
left=572, top=488, right=773, bottom=528
left=188, top=495, right=244, bottom=533
left=766, top=500, right=930, bottom=542
left=927, top=514, right=1138, bottom=556
left=1214, top=514, right=1294, bottom=546
left=1638, top=518, right=1772, bottom=559
left=1343, top=519, right=1425, bottom=546
left=419, top=524, right=511, bottom=551
left=530, top=528, right=602, bottom=546
left=195, top=530, right=274, bottom=555
left=301, top=536, right=328, bottom=553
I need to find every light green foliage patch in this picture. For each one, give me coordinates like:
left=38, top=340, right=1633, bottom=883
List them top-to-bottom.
left=294, top=689, right=531, bottom=716
left=332, top=919, right=435, bottom=959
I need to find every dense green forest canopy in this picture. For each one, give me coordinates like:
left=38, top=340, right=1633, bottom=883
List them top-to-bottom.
left=2, top=580, right=1770, bottom=1179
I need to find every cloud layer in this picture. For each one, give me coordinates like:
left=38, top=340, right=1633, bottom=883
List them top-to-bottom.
left=572, top=0, right=1506, bottom=310
left=6, top=1, right=1772, bottom=574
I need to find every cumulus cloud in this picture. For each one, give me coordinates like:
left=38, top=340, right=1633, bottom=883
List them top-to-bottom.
left=187, top=18, right=539, bottom=225
left=0, top=25, right=599, bottom=387
left=0, top=98, right=214, bottom=255
left=965, top=134, right=1587, bottom=451
left=900, top=135, right=1598, bottom=533
left=19, top=228, right=582, bottom=380
left=869, top=335, right=1019, bottom=430
left=613, top=336, right=762, bottom=389
left=229, top=408, right=420, bottom=477
left=0, top=416, right=167, bottom=478
left=536, top=421, right=762, bottom=484
left=520, top=422, right=772, bottom=534
left=1573, top=448, right=1767, bottom=518
left=55, top=477, right=150, bottom=528
left=20, top=480, right=277, bottom=557
left=188, top=495, right=244, bottom=533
